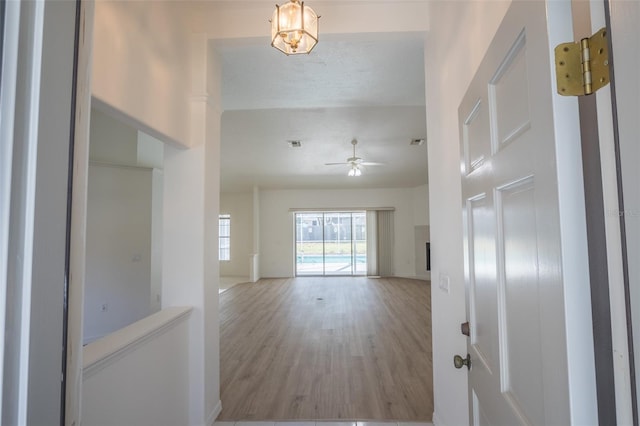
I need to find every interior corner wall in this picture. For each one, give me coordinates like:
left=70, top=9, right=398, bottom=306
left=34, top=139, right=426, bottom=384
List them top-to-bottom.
left=91, top=0, right=190, bottom=146
left=425, top=2, right=511, bottom=426
left=89, top=107, right=139, bottom=165
left=413, top=184, right=430, bottom=280
left=258, top=188, right=418, bottom=278
left=220, top=192, right=253, bottom=277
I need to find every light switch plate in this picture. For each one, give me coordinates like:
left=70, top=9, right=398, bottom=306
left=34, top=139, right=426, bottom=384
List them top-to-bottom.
left=439, top=273, right=450, bottom=294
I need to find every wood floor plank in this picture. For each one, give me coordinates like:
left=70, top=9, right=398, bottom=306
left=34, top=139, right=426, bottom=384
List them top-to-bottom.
left=218, top=277, right=433, bottom=421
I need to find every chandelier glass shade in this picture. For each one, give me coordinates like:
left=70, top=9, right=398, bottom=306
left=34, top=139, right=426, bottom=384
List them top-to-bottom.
left=271, top=0, right=319, bottom=55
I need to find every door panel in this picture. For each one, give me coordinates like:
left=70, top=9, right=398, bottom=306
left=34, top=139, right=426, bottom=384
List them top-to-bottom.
left=460, top=1, right=580, bottom=424
left=489, top=32, right=531, bottom=153
left=463, top=100, right=491, bottom=174
left=496, top=177, right=544, bottom=425
left=467, top=194, right=498, bottom=373
left=325, top=212, right=353, bottom=275
left=472, top=390, right=492, bottom=426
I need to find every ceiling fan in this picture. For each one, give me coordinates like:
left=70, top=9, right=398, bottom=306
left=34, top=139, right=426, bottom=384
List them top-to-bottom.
left=324, top=139, right=384, bottom=176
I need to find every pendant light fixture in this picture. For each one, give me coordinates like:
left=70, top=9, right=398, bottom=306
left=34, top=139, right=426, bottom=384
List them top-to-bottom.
left=271, top=0, right=319, bottom=55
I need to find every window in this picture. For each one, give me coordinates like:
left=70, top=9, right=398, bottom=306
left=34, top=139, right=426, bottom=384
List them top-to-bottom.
left=219, top=214, right=230, bottom=261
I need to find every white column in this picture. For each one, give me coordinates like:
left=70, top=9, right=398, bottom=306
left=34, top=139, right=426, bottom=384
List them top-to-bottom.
left=162, top=33, right=222, bottom=425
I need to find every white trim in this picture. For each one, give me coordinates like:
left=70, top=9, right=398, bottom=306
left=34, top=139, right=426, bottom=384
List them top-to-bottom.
left=0, top=1, right=22, bottom=419
left=17, top=1, right=46, bottom=422
left=546, top=1, right=598, bottom=423
left=590, top=1, right=635, bottom=423
left=66, top=2, right=95, bottom=423
left=190, top=93, right=222, bottom=114
left=91, top=96, right=186, bottom=149
left=89, top=160, right=156, bottom=171
left=289, top=207, right=395, bottom=212
left=393, top=275, right=430, bottom=282
left=83, top=307, right=192, bottom=377
left=207, top=400, right=222, bottom=426
left=432, top=411, right=443, bottom=426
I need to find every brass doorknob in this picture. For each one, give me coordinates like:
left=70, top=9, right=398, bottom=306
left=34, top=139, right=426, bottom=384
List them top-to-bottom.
left=454, top=354, right=471, bottom=370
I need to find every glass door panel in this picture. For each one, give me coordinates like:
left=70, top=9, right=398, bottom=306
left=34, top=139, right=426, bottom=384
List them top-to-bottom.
left=324, top=212, right=353, bottom=275
left=296, top=213, right=324, bottom=275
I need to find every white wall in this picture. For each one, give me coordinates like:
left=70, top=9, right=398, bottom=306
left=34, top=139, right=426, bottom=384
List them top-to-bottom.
left=92, top=1, right=191, bottom=146
left=190, top=2, right=429, bottom=40
left=424, top=2, right=510, bottom=425
left=91, top=4, right=222, bottom=423
left=84, top=108, right=165, bottom=343
left=89, top=108, right=138, bottom=165
left=84, top=165, right=153, bottom=343
left=150, top=169, right=164, bottom=313
left=413, top=184, right=429, bottom=226
left=259, top=187, right=426, bottom=278
left=220, top=192, right=253, bottom=277
left=82, top=309, right=191, bottom=426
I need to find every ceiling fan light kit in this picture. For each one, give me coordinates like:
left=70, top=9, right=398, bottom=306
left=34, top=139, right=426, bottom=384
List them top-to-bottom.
left=270, top=0, right=319, bottom=55
left=348, top=165, right=362, bottom=177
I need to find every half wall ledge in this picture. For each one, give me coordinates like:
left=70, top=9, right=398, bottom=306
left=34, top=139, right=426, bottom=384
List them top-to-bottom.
left=83, top=306, right=193, bottom=377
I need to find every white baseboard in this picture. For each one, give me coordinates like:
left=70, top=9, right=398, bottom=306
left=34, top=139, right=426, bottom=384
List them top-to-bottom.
left=394, top=274, right=431, bottom=282
left=207, top=400, right=222, bottom=426
left=432, top=411, right=442, bottom=426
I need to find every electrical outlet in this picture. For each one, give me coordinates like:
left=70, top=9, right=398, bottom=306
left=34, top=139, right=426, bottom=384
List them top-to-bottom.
left=100, top=303, right=108, bottom=312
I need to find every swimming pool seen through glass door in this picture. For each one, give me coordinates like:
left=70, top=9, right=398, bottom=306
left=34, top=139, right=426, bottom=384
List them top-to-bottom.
left=295, top=212, right=366, bottom=276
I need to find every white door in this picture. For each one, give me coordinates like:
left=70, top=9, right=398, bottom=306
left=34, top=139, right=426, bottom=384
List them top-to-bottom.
left=459, top=1, right=596, bottom=425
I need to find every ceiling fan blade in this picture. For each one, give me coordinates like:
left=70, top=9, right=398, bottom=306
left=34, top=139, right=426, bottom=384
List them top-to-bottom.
left=325, top=140, right=383, bottom=168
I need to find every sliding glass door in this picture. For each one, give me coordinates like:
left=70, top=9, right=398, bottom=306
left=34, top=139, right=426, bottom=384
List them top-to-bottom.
left=295, top=212, right=366, bottom=276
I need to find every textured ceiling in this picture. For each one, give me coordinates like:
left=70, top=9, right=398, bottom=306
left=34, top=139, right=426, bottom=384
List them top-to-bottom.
left=219, top=34, right=427, bottom=192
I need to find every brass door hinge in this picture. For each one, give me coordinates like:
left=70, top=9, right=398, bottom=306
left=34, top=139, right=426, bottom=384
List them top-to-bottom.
left=555, top=27, right=610, bottom=96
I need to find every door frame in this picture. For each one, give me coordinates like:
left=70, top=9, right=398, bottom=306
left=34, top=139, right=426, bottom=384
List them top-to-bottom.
left=0, top=0, right=89, bottom=424
left=589, top=0, right=638, bottom=423
left=294, top=211, right=367, bottom=277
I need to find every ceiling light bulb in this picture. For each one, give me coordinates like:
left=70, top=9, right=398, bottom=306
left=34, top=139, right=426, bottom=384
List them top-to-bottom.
left=348, top=166, right=361, bottom=177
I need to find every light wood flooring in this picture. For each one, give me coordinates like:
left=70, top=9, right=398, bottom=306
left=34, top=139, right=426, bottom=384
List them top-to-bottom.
left=218, top=277, right=433, bottom=421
